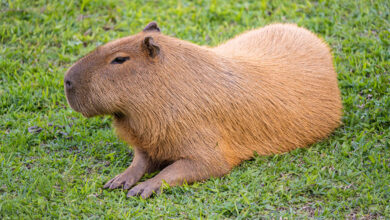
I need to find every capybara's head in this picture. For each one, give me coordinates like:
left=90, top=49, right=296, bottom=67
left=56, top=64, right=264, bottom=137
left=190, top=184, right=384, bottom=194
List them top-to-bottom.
left=64, top=22, right=164, bottom=117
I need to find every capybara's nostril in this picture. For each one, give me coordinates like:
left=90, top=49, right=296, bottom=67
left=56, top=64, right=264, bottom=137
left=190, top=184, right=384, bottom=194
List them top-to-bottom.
left=65, top=80, right=73, bottom=90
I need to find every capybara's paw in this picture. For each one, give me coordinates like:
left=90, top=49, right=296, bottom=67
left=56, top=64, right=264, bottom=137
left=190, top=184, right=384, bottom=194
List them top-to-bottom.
left=103, top=172, right=138, bottom=190
left=127, top=179, right=161, bottom=199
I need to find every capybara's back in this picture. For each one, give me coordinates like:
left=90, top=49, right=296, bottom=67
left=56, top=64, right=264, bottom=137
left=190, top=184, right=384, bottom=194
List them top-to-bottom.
left=65, top=22, right=342, bottom=198
left=212, top=24, right=342, bottom=165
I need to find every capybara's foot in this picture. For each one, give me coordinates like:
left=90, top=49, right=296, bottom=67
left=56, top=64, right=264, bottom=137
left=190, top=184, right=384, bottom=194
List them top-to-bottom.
left=103, top=149, right=152, bottom=190
left=127, top=158, right=230, bottom=198
left=103, top=170, right=140, bottom=190
left=127, top=179, right=161, bottom=198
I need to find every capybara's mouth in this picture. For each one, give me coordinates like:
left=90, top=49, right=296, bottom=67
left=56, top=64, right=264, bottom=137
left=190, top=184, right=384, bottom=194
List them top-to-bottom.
left=65, top=92, right=95, bottom=118
left=65, top=92, right=81, bottom=111
left=72, top=105, right=99, bottom=118
left=81, top=111, right=95, bottom=118
left=113, top=112, right=125, bottom=120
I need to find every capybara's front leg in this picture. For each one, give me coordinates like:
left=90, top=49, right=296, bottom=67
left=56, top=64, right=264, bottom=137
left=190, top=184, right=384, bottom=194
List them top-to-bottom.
left=104, top=148, right=154, bottom=190
left=127, top=158, right=230, bottom=198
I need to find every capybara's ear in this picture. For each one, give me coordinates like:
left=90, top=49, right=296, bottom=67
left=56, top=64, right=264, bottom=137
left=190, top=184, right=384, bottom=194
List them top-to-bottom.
left=143, top=21, right=160, bottom=32
left=143, top=36, right=160, bottom=58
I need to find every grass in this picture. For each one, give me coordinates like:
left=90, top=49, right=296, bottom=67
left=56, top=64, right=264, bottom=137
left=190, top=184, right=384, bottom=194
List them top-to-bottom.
left=0, top=0, right=389, bottom=218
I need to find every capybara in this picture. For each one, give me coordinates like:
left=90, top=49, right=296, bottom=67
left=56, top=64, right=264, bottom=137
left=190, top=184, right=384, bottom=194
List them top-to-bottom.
left=64, top=22, right=342, bottom=198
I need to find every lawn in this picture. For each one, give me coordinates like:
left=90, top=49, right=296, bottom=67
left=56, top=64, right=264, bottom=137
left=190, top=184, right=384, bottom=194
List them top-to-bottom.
left=1, top=0, right=389, bottom=218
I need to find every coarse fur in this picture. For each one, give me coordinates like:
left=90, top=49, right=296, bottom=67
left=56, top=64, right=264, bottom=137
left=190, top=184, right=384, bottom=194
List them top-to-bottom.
left=64, top=22, right=342, bottom=198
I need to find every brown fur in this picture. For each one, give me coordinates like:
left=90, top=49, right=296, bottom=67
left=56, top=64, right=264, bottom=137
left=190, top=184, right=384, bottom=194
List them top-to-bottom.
left=64, top=22, right=342, bottom=198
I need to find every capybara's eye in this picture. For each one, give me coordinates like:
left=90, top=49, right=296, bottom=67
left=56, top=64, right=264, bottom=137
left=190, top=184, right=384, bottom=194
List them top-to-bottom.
left=111, top=56, right=130, bottom=64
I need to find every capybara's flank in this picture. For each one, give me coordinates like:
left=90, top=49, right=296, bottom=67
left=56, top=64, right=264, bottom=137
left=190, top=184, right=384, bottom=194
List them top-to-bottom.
left=64, top=22, right=342, bottom=198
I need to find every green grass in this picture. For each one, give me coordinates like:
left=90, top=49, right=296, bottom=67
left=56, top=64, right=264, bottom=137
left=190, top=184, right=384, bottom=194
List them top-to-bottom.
left=1, top=0, right=389, bottom=218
